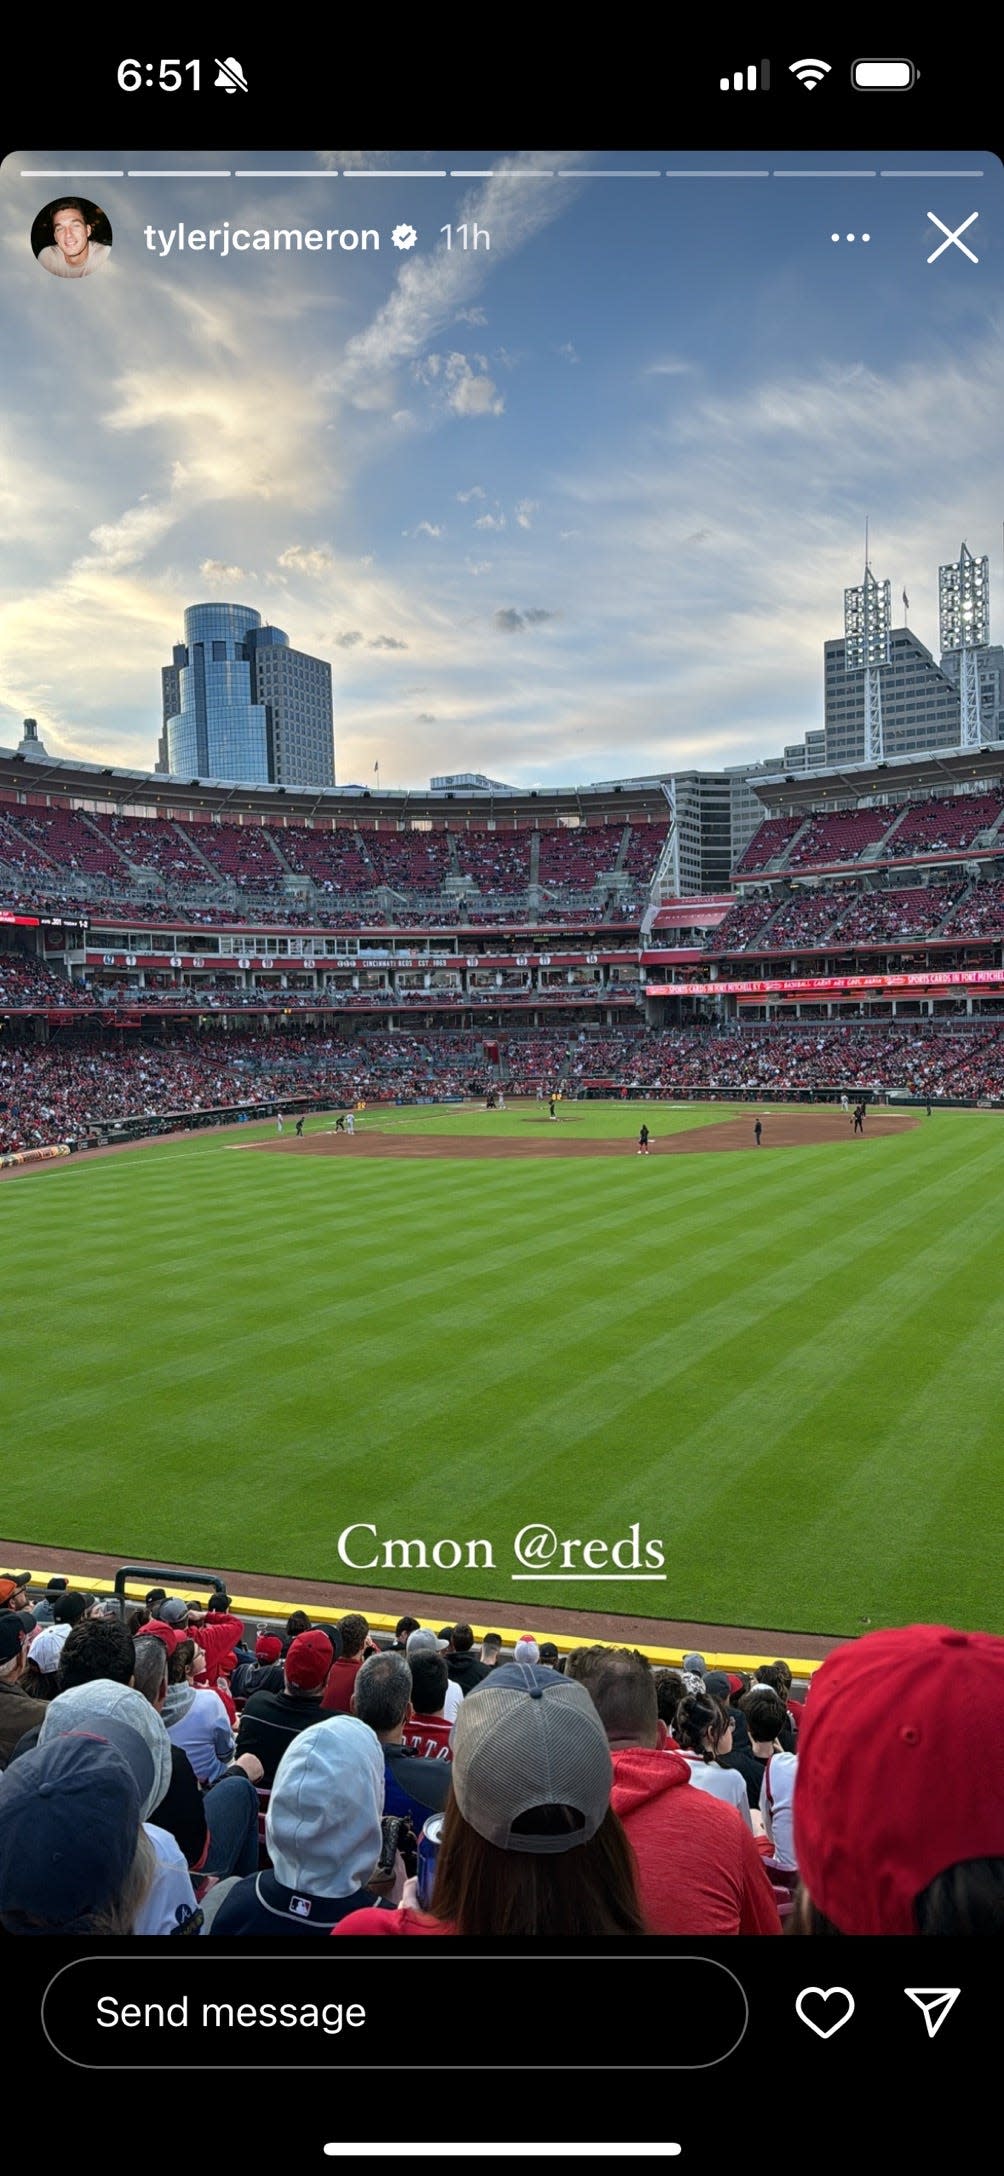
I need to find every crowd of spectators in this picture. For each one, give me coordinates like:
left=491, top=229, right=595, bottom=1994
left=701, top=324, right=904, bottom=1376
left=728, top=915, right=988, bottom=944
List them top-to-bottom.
left=739, top=792, right=1004, bottom=879
left=884, top=793, right=1004, bottom=859
left=1, top=806, right=669, bottom=928
left=786, top=808, right=890, bottom=869
left=706, top=878, right=996, bottom=954
left=0, top=954, right=93, bottom=1008
left=4, top=1017, right=1004, bottom=1151
left=1, top=1588, right=1000, bottom=1936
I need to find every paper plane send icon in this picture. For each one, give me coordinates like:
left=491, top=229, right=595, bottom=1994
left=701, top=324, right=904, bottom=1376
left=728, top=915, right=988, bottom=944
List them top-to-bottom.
left=905, top=1988, right=960, bottom=2039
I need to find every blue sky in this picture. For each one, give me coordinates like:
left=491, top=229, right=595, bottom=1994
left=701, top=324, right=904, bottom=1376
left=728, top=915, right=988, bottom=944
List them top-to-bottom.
left=1, top=147, right=1000, bottom=787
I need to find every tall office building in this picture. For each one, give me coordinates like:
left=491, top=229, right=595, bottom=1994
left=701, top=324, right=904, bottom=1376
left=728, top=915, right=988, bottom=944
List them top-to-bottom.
left=162, top=603, right=335, bottom=786
left=823, top=625, right=1003, bottom=765
left=669, top=772, right=734, bottom=894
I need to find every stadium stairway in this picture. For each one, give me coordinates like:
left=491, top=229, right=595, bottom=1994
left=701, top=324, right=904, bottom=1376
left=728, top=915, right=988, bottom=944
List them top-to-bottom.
left=765, top=816, right=811, bottom=872
left=170, top=819, right=229, bottom=884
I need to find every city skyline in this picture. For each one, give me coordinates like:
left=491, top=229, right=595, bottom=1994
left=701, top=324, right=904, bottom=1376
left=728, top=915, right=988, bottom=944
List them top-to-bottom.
left=1, top=147, right=1000, bottom=787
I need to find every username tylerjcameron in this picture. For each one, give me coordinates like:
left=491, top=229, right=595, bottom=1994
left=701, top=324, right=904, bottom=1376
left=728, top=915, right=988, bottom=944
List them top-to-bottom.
left=144, top=223, right=382, bottom=256
left=335, top=1522, right=666, bottom=1578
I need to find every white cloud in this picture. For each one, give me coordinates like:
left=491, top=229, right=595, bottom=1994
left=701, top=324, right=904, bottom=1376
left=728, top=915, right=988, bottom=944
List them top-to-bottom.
left=330, top=154, right=589, bottom=409
left=456, top=306, right=488, bottom=326
left=444, top=354, right=505, bottom=418
left=646, top=356, right=695, bottom=377
left=457, top=485, right=486, bottom=503
left=80, top=496, right=177, bottom=573
left=515, top=499, right=539, bottom=530
left=474, top=512, right=506, bottom=532
left=413, top=521, right=444, bottom=539
left=277, top=544, right=335, bottom=576
left=200, top=558, right=253, bottom=582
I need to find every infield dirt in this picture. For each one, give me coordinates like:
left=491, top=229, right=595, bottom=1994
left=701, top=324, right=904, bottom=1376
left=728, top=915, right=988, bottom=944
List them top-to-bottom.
left=254, top=1106, right=918, bottom=1159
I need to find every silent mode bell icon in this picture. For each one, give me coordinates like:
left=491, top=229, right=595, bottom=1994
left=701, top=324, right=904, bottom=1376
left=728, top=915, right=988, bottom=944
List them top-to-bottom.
left=214, top=57, right=249, bottom=92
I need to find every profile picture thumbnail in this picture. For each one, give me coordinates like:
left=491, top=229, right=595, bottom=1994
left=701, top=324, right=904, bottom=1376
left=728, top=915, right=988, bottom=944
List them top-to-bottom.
left=32, top=196, right=113, bottom=279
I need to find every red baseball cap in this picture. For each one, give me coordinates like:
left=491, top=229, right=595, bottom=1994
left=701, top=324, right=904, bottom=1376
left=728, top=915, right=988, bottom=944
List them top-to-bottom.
left=135, top=1620, right=188, bottom=1659
left=795, top=1624, right=1004, bottom=1934
left=284, top=1629, right=332, bottom=1691
left=255, top=1633, right=283, bottom=1663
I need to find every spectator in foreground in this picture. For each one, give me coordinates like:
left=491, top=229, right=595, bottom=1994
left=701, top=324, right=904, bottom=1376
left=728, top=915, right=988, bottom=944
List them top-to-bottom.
left=0, top=1574, right=31, bottom=1614
left=29, top=1576, right=68, bottom=1625
left=53, top=1591, right=92, bottom=1629
left=156, top=1595, right=245, bottom=1689
left=322, top=1614, right=370, bottom=1714
left=0, top=1617, right=35, bottom=1764
left=793, top=1623, right=1004, bottom=1934
left=20, top=1624, right=70, bottom=1702
left=446, top=1624, right=489, bottom=1694
left=407, top=1627, right=464, bottom=1719
left=235, top=1628, right=333, bottom=1785
left=231, top=1631, right=285, bottom=1702
left=132, top=1633, right=260, bottom=1881
left=162, top=1638, right=234, bottom=1783
left=401, top=1648, right=454, bottom=1762
left=579, top=1648, right=781, bottom=1936
left=352, top=1651, right=451, bottom=1829
left=756, top=1659, right=800, bottom=1740
left=335, top=1662, right=645, bottom=1937
left=652, top=1668, right=686, bottom=1735
left=38, top=1682, right=201, bottom=1934
left=736, top=1688, right=789, bottom=1810
left=671, top=1692, right=753, bottom=1826
left=204, top=1717, right=387, bottom=1936
left=0, top=1728, right=155, bottom=1935
left=760, top=1741, right=798, bottom=1874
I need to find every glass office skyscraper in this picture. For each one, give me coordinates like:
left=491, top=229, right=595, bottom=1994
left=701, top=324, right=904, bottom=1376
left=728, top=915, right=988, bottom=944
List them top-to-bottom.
left=163, top=604, right=335, bottom=786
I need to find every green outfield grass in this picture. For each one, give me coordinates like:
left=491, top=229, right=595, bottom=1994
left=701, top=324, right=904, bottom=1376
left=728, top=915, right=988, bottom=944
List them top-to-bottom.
left=4, top=1100, right=1003, bottom=1636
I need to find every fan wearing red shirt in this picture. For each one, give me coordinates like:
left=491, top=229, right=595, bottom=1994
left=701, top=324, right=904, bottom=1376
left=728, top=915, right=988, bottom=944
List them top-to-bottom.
left=322, top=1613, right=371, bottom=1714
left=573, top=1646, right=782, bottom=1937
left=401, top=1648, right=454, bottom=1761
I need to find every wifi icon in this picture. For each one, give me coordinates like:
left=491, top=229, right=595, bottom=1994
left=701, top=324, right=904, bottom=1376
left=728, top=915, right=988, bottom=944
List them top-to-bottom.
left=790, top=57, right=831, bottom=88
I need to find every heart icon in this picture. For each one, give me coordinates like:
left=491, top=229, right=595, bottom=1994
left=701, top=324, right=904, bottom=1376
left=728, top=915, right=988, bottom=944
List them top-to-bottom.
left=795, top=1986, right=856, bottom=2039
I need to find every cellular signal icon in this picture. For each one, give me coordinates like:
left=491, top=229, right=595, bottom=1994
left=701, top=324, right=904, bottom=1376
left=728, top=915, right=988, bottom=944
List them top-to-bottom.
left=789, top=57, right=831, bottom=89
left=720, top=61, right=770, bottom=91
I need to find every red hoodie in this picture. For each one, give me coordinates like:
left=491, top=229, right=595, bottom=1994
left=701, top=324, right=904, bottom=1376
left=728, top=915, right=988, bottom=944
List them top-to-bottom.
left=192, top=1614, right=244, bottom=1685
left=611, top=1745, right=782, bottom=1935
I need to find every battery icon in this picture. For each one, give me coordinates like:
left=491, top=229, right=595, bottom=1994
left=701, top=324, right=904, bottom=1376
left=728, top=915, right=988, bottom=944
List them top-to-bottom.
left=852, top=58, right=917, bottom=89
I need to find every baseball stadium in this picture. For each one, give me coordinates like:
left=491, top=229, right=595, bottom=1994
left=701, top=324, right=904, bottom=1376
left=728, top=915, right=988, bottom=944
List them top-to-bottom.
left=4, top=704, right=1004, bottom=1943
left=3, top=726, right=1003, bottom=1657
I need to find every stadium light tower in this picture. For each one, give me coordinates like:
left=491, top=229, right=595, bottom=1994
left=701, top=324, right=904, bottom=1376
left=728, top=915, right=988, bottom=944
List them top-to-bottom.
left=939, top=542, right=990, bottom=749
left=844, top=545, right=892, bottom=764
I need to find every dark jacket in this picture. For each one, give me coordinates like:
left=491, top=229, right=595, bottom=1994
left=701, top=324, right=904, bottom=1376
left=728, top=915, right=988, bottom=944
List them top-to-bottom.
left=446, top=1651, right=489, bottom=1694
left=235, top=1688, right=326, bottom=1786
left=151, top=1745, right=209, bottom=1866
left=206, top=1871, right=386, bottom=1936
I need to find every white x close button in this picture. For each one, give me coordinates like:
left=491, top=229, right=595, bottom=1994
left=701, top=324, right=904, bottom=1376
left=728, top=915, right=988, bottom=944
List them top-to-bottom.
left=926, top=210, right=979, bottom=263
